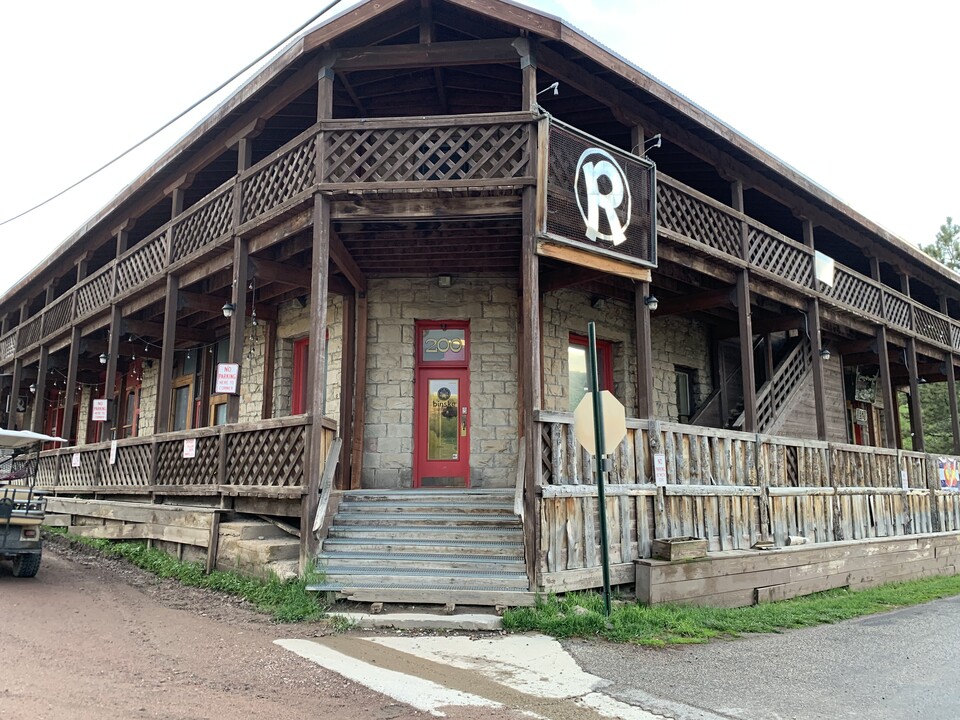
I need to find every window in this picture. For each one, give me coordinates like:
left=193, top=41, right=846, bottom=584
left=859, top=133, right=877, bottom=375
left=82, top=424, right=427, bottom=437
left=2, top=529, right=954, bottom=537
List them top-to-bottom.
left=568, top=334, right=613, bottom=412
left=675, top=366, right=695, bottom=423
left=170, top=375, right=194, bottom=432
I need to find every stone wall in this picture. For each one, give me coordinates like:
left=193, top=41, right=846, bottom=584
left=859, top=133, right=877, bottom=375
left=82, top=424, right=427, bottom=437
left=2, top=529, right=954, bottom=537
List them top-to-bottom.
left=361, top=276, right=519, bottom=489
left=541, top=289, right=713, bottom=421
left=273, top=293, right=343, bottom=420
left=138, top=361, right=159, bottom=435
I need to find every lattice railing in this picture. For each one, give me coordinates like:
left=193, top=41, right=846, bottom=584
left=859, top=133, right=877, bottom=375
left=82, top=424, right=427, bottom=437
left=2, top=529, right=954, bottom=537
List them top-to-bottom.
left=323, top=122, right=529, bottom=185
left=240, top=136, right=316, bottom=224
left=657, top=180, right=741, bottom=257
left=171, top=188, right=234, bottom=263
left=748, top=227, right=813, bottom=288
left=117, top=233, right=167, bottom=295
left=75, top=266, right=114, bottom=319
left=821, top=266, right=882, bottom=316
left=883, top=291, right=912, bottom=331
left=42, top=294, right=73, bottom=338
left=914, top=306, right=951, bottom=347
left=17, top=314, right=43, bottom=349
left=0, top=330, right=14, bottom=363
left=225, top=422, right=306, bottom=487
left=156, top=434, right=219, bottom=486
left=102, top=443, right=152, bottom=486
left=53, top=450, right=104, bottom=487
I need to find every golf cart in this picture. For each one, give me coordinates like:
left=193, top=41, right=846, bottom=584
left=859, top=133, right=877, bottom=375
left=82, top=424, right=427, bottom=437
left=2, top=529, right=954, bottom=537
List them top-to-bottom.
left=0, top=429, right=65, bottom=577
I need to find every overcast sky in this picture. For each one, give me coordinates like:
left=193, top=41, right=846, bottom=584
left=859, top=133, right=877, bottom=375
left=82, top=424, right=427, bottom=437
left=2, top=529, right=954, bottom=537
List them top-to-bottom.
left=1, top=0, right=956, bottom=296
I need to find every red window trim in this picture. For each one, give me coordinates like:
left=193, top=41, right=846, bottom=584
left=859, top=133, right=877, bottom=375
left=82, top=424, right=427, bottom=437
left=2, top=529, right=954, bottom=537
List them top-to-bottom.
left=569, top=333, right=614, bottom=392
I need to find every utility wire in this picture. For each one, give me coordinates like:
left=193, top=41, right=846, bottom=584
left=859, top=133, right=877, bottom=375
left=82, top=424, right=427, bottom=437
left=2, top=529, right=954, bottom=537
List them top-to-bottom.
left=0, top=0, right=345, bottom=229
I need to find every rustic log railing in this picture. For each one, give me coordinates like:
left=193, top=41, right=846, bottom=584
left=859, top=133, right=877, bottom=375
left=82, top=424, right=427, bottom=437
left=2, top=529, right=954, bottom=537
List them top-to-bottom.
left=535, top=413, right=960, bottom=592
left=34, top=415, right=329, bottom=499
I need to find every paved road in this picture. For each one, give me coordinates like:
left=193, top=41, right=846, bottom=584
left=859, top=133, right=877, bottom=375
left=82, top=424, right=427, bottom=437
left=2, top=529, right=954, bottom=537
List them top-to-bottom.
left=565, top=595, right=960, bottom=720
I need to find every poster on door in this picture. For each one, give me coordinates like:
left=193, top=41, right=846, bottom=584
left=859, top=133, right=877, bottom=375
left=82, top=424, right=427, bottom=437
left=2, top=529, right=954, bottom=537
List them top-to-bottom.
left=939, top=457, right=959, bottom=490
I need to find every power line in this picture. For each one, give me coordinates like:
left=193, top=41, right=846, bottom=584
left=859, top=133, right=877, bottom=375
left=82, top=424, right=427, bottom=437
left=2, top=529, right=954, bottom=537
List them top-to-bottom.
left=0, top=0, right=345, bottom=229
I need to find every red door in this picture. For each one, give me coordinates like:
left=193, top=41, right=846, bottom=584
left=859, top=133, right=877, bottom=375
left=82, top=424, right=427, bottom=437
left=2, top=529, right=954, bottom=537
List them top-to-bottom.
left=414, top=321, right=470, bottom=487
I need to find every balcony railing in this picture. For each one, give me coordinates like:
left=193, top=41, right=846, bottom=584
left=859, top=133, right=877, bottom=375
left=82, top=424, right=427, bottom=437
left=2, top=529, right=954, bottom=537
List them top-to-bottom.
left=3, top=114, right=957, bottom=366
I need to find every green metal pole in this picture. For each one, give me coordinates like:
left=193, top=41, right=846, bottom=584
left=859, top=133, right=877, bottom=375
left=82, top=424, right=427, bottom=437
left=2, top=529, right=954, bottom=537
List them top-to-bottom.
left=587, top=322, right=613, bottom=617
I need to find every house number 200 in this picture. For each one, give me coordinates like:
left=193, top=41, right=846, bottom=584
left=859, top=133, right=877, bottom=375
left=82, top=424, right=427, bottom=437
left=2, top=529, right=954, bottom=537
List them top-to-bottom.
left=424, top=337, right=464, bottom=353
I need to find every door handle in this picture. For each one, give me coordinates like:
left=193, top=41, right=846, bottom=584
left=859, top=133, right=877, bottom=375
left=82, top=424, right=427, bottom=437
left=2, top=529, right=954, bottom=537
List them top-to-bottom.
left=461, top=406, right=468, bottom=436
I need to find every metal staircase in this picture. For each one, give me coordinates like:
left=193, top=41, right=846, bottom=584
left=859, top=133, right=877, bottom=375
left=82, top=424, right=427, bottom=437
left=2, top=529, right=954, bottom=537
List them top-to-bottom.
left=307, top=489, right=536, bottom=607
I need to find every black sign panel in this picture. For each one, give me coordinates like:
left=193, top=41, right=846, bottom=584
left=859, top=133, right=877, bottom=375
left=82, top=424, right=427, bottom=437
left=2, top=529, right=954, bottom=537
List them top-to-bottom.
left=542, top=118, right=657, bottom=267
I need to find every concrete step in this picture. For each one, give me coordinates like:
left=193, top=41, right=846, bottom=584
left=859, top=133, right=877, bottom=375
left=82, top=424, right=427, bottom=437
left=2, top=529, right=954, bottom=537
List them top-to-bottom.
left=342, top=489, right=513, bottom=502
left=337, top=500, right=515, bottom=515
left=218, top=520, right=293, bottom=541
left=218, top=536, right=299, bottom=567
left=267, top=559, right=300, bottom=582
left=317, top=569, right=529, bottom=590
left=317, top=586, right=538, bottom=607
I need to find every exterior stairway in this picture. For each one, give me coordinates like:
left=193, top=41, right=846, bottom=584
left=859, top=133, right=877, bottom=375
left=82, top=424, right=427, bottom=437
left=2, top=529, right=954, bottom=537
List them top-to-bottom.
left=307, top=488, right=536, bottom=607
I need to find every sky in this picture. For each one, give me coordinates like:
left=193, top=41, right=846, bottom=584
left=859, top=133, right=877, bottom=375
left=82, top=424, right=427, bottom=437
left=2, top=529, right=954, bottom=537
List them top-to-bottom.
left=0, top=0, right=957, bottom=297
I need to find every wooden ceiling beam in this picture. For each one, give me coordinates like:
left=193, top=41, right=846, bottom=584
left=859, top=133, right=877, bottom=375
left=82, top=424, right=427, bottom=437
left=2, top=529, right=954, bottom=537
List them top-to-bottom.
left=330, top=38, right=523, bottom=71
left=330, top=232, right=367, bottom=292
left=250, top=258, right=312, bottom=289
left=653, top=288, right=734, bottom=317
left=123, top=319, right=210, bottom=345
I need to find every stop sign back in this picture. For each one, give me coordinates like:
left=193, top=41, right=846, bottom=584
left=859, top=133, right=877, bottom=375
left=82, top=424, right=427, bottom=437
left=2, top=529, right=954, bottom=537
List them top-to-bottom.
left=573, top=390, right=627, bottom=455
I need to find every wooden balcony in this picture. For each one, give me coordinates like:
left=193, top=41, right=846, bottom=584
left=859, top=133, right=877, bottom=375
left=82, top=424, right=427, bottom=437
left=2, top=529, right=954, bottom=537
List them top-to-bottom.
left=2, top=113, right=955, bottom=368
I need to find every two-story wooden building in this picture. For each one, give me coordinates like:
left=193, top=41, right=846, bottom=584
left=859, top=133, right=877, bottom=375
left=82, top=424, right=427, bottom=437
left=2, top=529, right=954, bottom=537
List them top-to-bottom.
left=6, top=0, right=960, bottom=605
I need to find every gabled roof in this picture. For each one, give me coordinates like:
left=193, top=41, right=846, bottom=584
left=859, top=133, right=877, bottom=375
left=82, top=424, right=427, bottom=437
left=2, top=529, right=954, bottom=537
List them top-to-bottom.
left=4, top=0, right=956, bottom=306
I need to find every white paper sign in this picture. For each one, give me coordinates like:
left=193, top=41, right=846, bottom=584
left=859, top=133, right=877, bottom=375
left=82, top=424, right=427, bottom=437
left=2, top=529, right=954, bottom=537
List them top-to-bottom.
left=814, top=251, right=836, bottom=287
left=215, top=363, right=240, bottom=394
left=92, top=398, right=108, bottom=422
left=183, top=438, right=197, bottom=459
left=109, top=440, right=118, bottom=466
left=71, top=452, right=81, bottom=468
left=654, top=453, right=668, bottom=486
left=901, top=470, right=909, bottom=490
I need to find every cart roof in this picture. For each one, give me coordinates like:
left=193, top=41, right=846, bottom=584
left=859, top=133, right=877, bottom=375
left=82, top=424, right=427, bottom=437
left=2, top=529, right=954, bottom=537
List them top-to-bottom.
left=0, top=429, right=66, bottom=448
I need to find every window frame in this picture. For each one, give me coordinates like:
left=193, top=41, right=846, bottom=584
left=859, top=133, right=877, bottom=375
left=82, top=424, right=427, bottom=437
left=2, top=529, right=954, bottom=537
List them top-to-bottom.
left=568, top=334, right=614, bottom=412
left=292, top=337, right=310, bottom=415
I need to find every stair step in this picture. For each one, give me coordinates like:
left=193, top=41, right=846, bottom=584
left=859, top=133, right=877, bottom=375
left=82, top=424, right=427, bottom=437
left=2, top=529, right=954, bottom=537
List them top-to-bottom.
left=343, top=489, right=513, bottom=501
left=337, top=500, right=514, bottom=515
left=333, top=512, right=519, bottom=527
left=327, top=526, right=522, bottom=542
left=323, top=537, right=523, bottom=556
left=316, top=554, right=526, bottom=573
left=317, top=572, right=529, bottom=590
left=310, top=585, right=537, bottom=607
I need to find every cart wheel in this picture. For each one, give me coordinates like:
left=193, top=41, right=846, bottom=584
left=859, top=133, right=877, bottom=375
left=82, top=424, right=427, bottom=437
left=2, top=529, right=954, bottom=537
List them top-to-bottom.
left=12, top=551, right=41, bottom=578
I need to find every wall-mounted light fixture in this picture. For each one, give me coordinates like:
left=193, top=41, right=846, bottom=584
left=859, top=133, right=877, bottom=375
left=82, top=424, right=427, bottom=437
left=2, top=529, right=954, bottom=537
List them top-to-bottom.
left=536, top=81, right=559, bottom=97
left=437, top=275, right=452, bottom=288
left=644, top=295, right=659, bottom=312
left=590, top=296, right=606, bottom=311
left=222, top=302, right=236, bottom=318
left=820, top=348, right=831, bottom=361
left=99, top=352, right=108, bottom=365
left=28, top=383, right=36, bottom=394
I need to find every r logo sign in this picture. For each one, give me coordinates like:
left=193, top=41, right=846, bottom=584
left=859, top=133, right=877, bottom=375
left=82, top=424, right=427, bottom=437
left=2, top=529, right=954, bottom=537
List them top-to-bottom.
left=574, top=147, right=632, bottom=246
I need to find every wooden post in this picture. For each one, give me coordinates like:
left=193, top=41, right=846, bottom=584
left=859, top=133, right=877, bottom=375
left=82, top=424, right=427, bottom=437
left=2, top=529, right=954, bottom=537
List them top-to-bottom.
left=519, top=45, right=542, bottom=590
left=731, top=180, right=756, bottom=432
left=304, top=194, right=331, bottom=562
left=227, top=237, right=249, bottom=424
left=155, top=275, right=179, bottom=434
left=635, top=281, right=655, bottom=418
left=338, top=292, right=356, bottom=490
left=350, top=292, right=368, bottom=490
left=937, top=294, right=960, bottom=454
left=808, top=299, right=828, bottom=441
left=104, top=304, right=122, bottom=430
left=262, top=320, right=276, bottom=420
left=875, top=325, right=898, bottom=449
left=61, top=327, right=81, bottom=444
left=905, top=337, right=924, bottom=451
left=31, top=346, right=49, bottom=434
left=7, top=358, right=22, bottom=430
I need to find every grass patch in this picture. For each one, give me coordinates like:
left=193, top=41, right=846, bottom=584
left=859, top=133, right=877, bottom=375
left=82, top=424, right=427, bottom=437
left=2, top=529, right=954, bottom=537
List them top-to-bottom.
left=46, top=529, right=328, bottom=623
left=502, top=575, right=960, bottom=646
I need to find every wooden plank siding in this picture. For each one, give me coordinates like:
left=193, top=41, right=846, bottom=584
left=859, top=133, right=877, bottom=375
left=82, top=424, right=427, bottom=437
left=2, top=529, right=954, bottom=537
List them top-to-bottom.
left=536, top=415, right=960, bottom=594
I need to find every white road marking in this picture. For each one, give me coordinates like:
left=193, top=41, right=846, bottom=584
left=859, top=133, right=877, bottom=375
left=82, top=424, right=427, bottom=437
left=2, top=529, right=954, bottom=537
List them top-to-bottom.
left=276, top=634, right=664, bottom=720
left=275, top=638, right=501, bottom=716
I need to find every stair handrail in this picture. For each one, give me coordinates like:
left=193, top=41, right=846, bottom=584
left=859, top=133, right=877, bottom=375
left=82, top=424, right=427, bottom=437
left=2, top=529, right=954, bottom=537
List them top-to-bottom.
left=688, top=336, right=762, bottom=426
left=734, top=337, right=811, bottom=431
left=312, top=437, right=343, bottom=536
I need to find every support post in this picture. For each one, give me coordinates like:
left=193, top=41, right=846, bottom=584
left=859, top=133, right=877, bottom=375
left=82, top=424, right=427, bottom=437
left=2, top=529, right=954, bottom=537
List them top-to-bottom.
left=731, top=180, right=756, bottom=431
left=304, top=194, right=331, bottom=563
left=227, top=237, right=249, bottom=424
left=155, top=275, right=179, bottom=434
left=635, top=281, right=655, bottom=418
left=338, top=292, right=356, bottom=490
left=350, top=292, right=368, bottom=490
left=808, top=299, right=828, bottom=440
left=104, top=304, right=122, bottom=432
left=875, top=325, right=898, bottom=449
left=61, top=327, right=81, bottom=444
left=905, top=337, right=924, bottom=452
left=31, top=346, right=49, bottom=434
left=7, top=358, right=22, bottom=430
